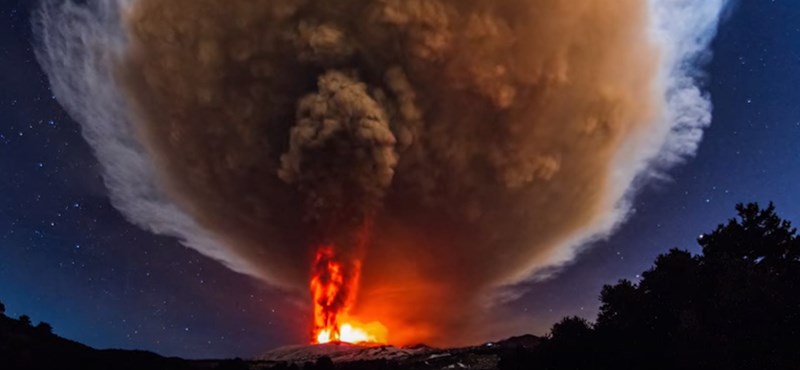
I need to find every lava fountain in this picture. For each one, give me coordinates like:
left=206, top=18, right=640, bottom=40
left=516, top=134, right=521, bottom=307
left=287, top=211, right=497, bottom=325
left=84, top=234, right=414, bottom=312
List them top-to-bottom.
left=310, top=245, right=387, bottom=344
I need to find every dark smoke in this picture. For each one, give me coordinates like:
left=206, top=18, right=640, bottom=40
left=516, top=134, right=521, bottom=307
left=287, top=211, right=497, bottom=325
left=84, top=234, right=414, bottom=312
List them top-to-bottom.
left=34, top=0, right=728, bottom=345
left=278, top=70, right=398, bottom=237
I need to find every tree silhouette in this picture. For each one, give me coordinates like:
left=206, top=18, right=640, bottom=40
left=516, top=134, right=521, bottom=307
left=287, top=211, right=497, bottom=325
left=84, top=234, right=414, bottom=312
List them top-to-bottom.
left=591, top=202, right=800, bottom=370
left=501, top=203, right=800, bottom=370
left=700, top=203, right=798, bottom=263
left=0, top=300, right=5, bottom=315
left=18, top=314, right=31, bottom=326
left=546, top=316, right=595, bottom=369
left=550, top=316, right=592, bottom=341
left=36, top=321, right=53, bottom=334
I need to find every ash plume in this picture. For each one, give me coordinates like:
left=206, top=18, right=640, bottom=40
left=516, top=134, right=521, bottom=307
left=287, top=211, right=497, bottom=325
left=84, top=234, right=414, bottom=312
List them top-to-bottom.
left=34, top=0, right=729, bottom=345
left=279, top=70, right=398, bottom=234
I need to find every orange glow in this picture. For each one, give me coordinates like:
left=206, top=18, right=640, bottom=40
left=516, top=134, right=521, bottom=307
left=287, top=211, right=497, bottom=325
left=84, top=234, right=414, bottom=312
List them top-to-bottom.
left=310, top=245, right=387, bottom=344
left=315, top=320, right=387, bottom=344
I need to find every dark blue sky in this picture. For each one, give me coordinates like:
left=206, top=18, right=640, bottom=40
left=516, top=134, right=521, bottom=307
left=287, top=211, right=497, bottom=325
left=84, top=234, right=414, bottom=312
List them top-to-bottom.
left=1, top=0, right=799, bottom=359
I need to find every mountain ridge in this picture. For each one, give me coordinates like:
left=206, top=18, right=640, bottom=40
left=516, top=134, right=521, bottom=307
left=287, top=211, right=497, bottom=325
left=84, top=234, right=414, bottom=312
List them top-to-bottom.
left=0, top=310, right=541, bottom=370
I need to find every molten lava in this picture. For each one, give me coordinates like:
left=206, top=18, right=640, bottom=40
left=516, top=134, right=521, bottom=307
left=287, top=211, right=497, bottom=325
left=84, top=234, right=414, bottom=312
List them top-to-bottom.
left=310, top=245, right=387, bottom=344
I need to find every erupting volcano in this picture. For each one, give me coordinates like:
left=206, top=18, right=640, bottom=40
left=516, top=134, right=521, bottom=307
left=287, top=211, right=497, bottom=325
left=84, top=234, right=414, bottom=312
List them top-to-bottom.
left=34, top=0, right=728, bottom=348
left=310, top=246, right=387, bottom=344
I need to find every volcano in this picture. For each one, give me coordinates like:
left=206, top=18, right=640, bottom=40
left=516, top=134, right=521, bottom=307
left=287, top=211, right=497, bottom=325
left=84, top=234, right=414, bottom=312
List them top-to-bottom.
left=260, top=335, right=542, bottom=369
left=261, top=342, right=431, bottom=364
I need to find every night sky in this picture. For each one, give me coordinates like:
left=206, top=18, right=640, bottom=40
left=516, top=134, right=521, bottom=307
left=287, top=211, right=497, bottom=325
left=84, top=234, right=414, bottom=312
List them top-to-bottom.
left=1, top=0, right=799, bottom=360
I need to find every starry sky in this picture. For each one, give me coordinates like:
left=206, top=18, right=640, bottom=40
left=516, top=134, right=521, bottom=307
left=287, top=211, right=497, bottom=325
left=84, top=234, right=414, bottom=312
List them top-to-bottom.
left=1, top=0, right=799, bottom=360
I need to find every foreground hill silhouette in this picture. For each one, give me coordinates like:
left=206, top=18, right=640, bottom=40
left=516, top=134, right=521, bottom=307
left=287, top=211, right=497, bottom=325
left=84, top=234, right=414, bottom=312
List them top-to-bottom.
left=2, top=202, right=799, bottom=370
left=501, top=202, right=800, bottom=370
left=0, top=311, right=204, bottom=370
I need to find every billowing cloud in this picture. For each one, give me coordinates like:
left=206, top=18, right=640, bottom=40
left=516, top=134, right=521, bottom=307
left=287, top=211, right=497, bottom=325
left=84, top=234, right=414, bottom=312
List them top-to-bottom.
left=34, top=0, right=728, bottom=345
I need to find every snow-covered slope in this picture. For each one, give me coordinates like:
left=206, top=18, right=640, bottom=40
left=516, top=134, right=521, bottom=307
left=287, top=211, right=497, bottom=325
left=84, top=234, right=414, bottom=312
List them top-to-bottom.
left=259, top=336, right=541, bottom=369
left=260, top=342, right=435, bottom=363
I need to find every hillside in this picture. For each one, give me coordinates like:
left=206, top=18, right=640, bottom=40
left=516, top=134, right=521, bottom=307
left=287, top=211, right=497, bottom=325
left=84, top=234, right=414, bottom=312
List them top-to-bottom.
left=0, top=310, right=542, bottom=370
left=0, top=314, right=206, bottom=370
left=259, top=336, right=542, bottom=370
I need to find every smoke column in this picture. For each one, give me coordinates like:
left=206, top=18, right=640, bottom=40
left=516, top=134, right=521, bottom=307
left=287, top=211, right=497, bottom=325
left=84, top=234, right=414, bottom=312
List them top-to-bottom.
left=34, top=0, right=729, bottom=345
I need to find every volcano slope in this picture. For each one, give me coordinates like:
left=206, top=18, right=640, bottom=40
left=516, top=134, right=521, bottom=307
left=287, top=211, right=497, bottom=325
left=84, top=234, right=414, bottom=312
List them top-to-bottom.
left=259, top=336, right=541, bottom=370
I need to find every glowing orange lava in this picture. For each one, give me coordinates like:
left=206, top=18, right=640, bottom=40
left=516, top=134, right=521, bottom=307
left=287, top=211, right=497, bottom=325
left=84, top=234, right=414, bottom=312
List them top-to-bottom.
left=310, top=245, right=387, bottom=344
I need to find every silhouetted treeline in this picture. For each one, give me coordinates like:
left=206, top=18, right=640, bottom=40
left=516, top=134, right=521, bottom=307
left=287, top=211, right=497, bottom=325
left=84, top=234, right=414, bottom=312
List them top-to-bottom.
left=500, top=202, right=800, bottom=370
left=0, top=305, right=203, bottom=370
